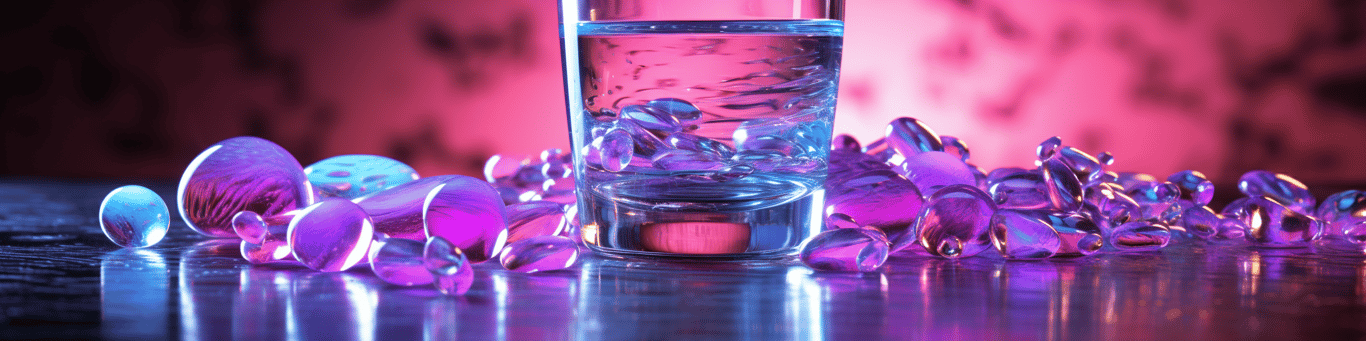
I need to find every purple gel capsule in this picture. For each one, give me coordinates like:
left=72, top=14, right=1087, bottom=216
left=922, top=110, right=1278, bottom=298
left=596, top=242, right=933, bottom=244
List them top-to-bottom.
left=646, top=98, right=703, bottom=122
left=621, top=104, right=683, bottom=132
left=884, top=117, right=943, bottom=157
left=598, top=128, right=634, bottom=172
left=666, top=133, right=736, bottom=158
left=832, top=134, right=861, bottom=152
left=178, top=136, right=315, bottom=238
left=940, top=136, right=970, bottom=162
left=1036, top=136, right=1062, bottom=160
left=1056, top=147, right=1102, bottom=180
left=652, top=149, right=726, bottom=171
left=894, top=151, right=976, bottom=197
left=305, top=154, right=419, bottom=199
left=483, top=154, right=526, bottom=183
left=1040, top=157, right=1083, bottom=212
left=824, top=169, right=924, bottom=248
left=1167, top=170, right=1215, bottom=207
left=1238, top=170, right=1315, bottom=214
left=988, top=172, right=1051, bottom=210
left=1115, top=172, right=1159, bottom=191
left=352, top=175, right=457, bottom=241
left=423, top=175, right=508, bottom=263
left=540, top=177, right=577, bottom=204
left=1125, top=181, right=1180, bottom=220
left=1080, top=182, right=1140, bottom=234
left=99, top=185, right=170, bottom=248
left=905, top=185, right=997, bottom=258
left=1316, top=190, right=1366, bottom=235
left=1237, top=197, right=1322, bottom=248
left=287, top=199, right=374, bottom=272
left=504, top=201, right=569, bottom=246
left=1180, top=205, right=1222, bottom=240
left=989, top=209, right=1062, bottom=259
left=233, top=211, right=295, bottom=264
left=826, top=212, right=861, bottom=229
left=1043, top=213, right=1104, bottom=257
left=1208, top=217, right=1250, bottom=246
left=1312, top=220, right=1366, bottom=255
left=1108, top=221, right=1171, bottom=252
left=799, top=228, right=889, bottom=272
left=500, top=235, right=580, bottom=273
left=424, top=236, right=474, bottom=296
left=369, top=237, right=434, bottom=286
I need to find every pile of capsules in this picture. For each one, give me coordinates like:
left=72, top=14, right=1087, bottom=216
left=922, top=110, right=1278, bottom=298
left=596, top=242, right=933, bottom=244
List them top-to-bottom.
left=98, top=116, right=1366, bottom=286
left=797, top=117, right=1366, bottom=271
left=99, top=137, right=580, bottom=295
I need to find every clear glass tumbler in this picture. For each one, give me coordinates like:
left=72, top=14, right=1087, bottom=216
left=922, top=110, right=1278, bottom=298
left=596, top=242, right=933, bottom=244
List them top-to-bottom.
left=560, top=0, right=845, bottom=259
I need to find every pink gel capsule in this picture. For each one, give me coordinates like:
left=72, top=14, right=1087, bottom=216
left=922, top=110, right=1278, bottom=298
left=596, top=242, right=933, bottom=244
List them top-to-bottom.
left=178, top=136, right=315, bottom=238
left=423, top=175, right=508, bottom=263
left=287, top=199, right=374, bottom=272
left=799, top=228, right=889, bottom=272
left=499, top=235, right=580, bottom=273
left=424, top=236, right=474, bottom=296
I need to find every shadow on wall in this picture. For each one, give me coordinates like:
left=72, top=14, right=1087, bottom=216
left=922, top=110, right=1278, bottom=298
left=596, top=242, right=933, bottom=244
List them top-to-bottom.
left=2, top=0, right=1365, bottom=184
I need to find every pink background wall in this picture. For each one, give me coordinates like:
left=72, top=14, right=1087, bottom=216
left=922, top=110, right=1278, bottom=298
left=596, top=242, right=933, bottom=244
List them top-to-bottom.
left=3, top=0, right=1364, bottom=185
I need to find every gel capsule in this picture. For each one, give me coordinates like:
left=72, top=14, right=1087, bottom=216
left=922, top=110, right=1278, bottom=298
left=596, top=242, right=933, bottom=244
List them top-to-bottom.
left=647, top=98, right=703, bottom=122
left=884, top=117, right=943, bottom=157
left=598, top=128, right=634, bottom=172
left=832, top=134, right=861, bottom=152
left=178, top=136, right=314, bottom=238
left=940, top=136, right=970, bottom=162
left=1036, top=136, right=1062, bottom=160
left=1056, top=147, right=1103, bottom=180
left=895, top=151, right=976, bottom=197
left=305, top=155, right=419, bottom=199
left=1040, top=157, right=1083, bottom=212
left=825, top=168, right=924, bottom=248
left=1167, top=170, right=1215, bottom=207
left=1238, top=170, right=1315, bottom=214
left=988, top=171, right=1051, bottom=210
left=351, top=175, right=457, bottom=241
left=423, top=175, right=508, bottom=263
left=1125, top=181, right=1180, bottom=221
left=1081, top=183, right=1141, bottom=235
left=99, top=185, right=170, bottom=248
left=906, top=185, right=997, bottom=258
left=1316, top=190, right=1366, bottom=234
left=1238, top=197, right=1322, bottom=248
left=287, top=199, right=374, bottom=272
left=504, top=201, right=569, bottom=245
left=1179, top=205, right=1221, bottom=240
left=989, top=209, right=1061, bottom=259
left=232, top=211, right=295, bottom=264
left=1043, top=213, right=1104, bottom=257
left=1312, top=220, right=1366, bottom=255
left=1108, top=222, right=1171, bottom=252
left=799, top=228, right=889, bottom=272
left=499, top=235, right=580, bottom=273
left=424, top=236, right=474, bottom=295
left=369, top=237, right=434, bottom=286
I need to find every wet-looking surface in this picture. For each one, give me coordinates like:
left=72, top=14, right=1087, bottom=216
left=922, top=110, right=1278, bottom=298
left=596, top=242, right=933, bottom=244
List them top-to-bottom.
left=1, top=179, right=1364, bottom=340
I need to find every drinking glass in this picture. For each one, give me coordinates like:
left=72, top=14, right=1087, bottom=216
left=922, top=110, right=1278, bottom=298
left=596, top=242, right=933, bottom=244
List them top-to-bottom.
left=560, top=0, right=845, bottom=259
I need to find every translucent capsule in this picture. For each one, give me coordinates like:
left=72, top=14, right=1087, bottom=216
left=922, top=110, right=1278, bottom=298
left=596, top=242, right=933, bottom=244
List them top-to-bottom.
left=646, top=98, right=703, bottom=122
left=621, top=104, right=683, bottom=132
left=884, top=117, right=943, bottom=157
left=732, top=118, right=789, bottom=151
left=598, top=128, right=635, bottom=172
left=666, top=133, right=735, bottom=158
left=832, top=134, right=861, bottom=152
left=178, top=136, right=315, bottom=238
left=739, top=136, right=802, bottom=157
left=940, top=136, right=970, bottom=162
left=1036, top=136, right=1063, bottom=160
left=861, top=138, right=896, bottom=162
left=1056, top=147, right=1102, bottom=179
left=539, top=148, right=573, bottom=179
left=652, top=150, right=726, bottom=171
left=895, top=151, right=976, bottom=197
left=1096, top=152, right=1114, bottom=166
left=305, top=154, right=419, bottom=199
left=483, top=154, right=525, bottom=183
left=1040, top=157, right=1083, bottom=212
left=967, top=164, right=988, bottom=190
left=985, top=167, right=1031, bottom=187
left=824, top=168, right=925, bottom=248
left=1166, top=170, right=1215, bottom=207
left=1238, top=170, right=1315, bottom=213
left=988, top=172, right=1051, bottom=210
left=1115, top=172, right=1159, bottom=191
left=352, top=175, right=457, bottom=240
left=423, top=175, right=509, bottom=263
left=539, top=177, right=577, bottom=204
left=1125, top=181, right=1180, bottom=220
left=1080, top=183, right=1140, bottom=234
left=99, top=185, right=170, bottom=248
left=906, top=185, right=997, bottom=258
left=1315, top=190, right=1366, bottom=234
left=1237, top=197, right=1322, bottom=248
left=287, top=199, right=374, bottom=272
left=1157, top=200, right=1194, bottom=227
left=504, top=201, right=569, bottom=246
left=1179, top=205, right=1221, bottom=240
left=989, top=209, right=1062, bottom=259
left=233, top=211, right=295, bottom=264
left=825, top=212, right=861, bottom=229
left=1042, top=213, right=1104, bottom=257
left=1208, top=217, right=1250, bottom=246
left=1312, top=220, right=1366, bottom=255
left=1108, top=222, right=1171, bottom=252
left=799, top=228, right=889, bottom=272
left=499, top=235, right=580, bottom=273
left=424, top=236, right=474, bottom=296
left=369, top=237, right=434, bottom=286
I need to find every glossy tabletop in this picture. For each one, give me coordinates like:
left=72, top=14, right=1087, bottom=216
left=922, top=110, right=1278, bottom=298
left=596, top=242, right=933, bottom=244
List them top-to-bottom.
left=1, top=179, right=1364, bottom=340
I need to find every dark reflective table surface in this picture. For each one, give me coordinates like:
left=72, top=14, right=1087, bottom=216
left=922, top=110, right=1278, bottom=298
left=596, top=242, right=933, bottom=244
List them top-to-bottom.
left=2, top=179, right=1365, bottom=340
